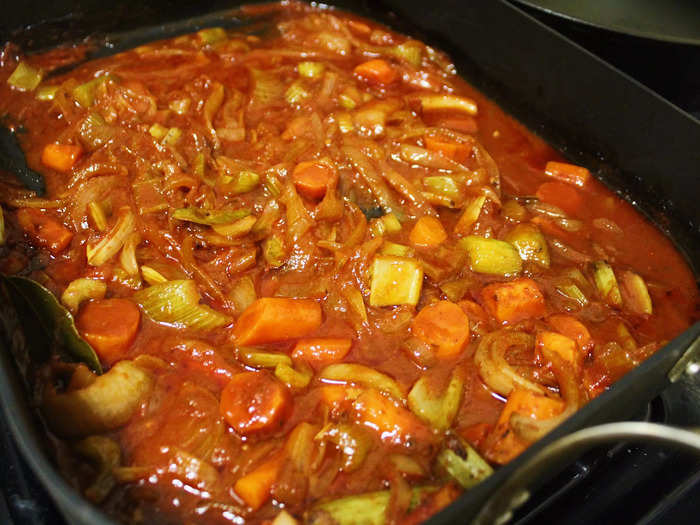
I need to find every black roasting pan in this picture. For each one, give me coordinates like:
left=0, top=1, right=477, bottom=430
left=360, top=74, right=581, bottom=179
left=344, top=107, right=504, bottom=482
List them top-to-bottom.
left=0, top=1, right=699, bottom=524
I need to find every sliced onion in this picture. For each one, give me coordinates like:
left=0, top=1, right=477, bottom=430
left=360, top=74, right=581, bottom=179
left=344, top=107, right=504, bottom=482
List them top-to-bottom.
left=87, top=207, right=135, bottom=266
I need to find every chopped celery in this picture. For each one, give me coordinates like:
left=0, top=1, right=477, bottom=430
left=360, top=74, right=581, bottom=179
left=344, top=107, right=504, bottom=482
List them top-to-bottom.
left=197, top=27, right=227, bottom=45
left=317, top=32, right=351, bottom=55
left=390, top=40, right=422, bottom=66
left=7, top=61, right=43, bottom=91
left=298, top=61, right=325, bottom=79
left=251, top=69, right=284, bottom=105
left=72, top=75, right=114, bottom=107
left=285, top=80, right=310, bottom=105
left=35, top=85, right=59, bottom=101
left=338, top=93, right=357, bottom=110
left=169, top=98, right=191, bottom=114
left=336, top=111, right=355, bottom=133
left=79, top=113, right=115, bottom=150
left=148, top=123, right=168, bottom=140
left=162, top=127, right=182, bottom=146
left=218, top=170, right=260, bottom=195
left=263, top=171, right=283, bottom=197
left=423, top=176, right=463, bottom=204
left=454, top=195, right=486, bottom=234
left=87, top=201, right=109, bottom=232
left=172, top=207, right=250, bottom=226
left=370, top=213, right=402, bottom=237
left=212, top=215, right=257, bottom=239
left=505, top=223, right=550, bottom=268
left=262, top=235, right=286, bottom=268
left=459, top=236, right=522, bottom=276
left=380, top=241, right=411, bottom=257
left=369, top=255, right=423, bottom=307
left=592, top=261, right=622, bottom=306
left=140, top=265, right=168, bottom=286
left=620, top=271, right=652, bottom=315
left=229, top=276, right=256, bottom=314
left=60, top=278, right=107, bottom=314
left=439, top=278, right=472, bottom=303
left=133, top=280, right=231, bottom=330
left=556, top=282, right=588, bottom=307
left=239, top=349, right=292, bottom=369
left=275, top=362, right=312, bottom=389
left=319, top=363, right=403, bottom=400
left=408, top=373, right=463, bottom=430
left=438, top=442, right=493, bottom=489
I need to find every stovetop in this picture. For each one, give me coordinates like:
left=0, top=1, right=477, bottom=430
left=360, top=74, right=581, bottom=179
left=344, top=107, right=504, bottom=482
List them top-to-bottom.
left=1, top=3, right=699, bottom=524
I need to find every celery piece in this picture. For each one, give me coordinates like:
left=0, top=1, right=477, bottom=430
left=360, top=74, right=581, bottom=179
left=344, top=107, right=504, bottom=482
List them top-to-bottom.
left=197, top=27, right=227, bottom=45
left=390, top=41, right=423, bottom=66
left=7, top=61, right=43, bottom=91
left=298, top=61, right=325, bottom=79
left=251, top=69, right=285, bottom=105
left=73, top=75, right=114, bottom=107
left=285, top=81, right=310, bottom=105
left=35, top=85, right=59, bottom=101
left=338, top=93, right=357, bottom=110
left=169, top=98, right=191, bottom=115
left=336, top=111, right=355, bottom=133
left=149, top=123, right=168, bottom=140
left=162, top=127, right=182, bottom=146
left=224, top=170, right=260, bottom=195
left=263, top=171, right=283, bottom=197
left=423, top=176, right=463, bottom=203
left=455, top=195, right=486, bottom=234
left=172, top=207, right=250, bottom=226
left=381, top=213, right=402, bottom=233
left=505, top=223, right=550, bottom=268
left=262, top=235, right=286, bottom=268
left=459, top=236, right=522, bottom=276
left=380, top=241, right=411, bottom=257
left=369, top=256, right=423, bottom=307
left=592, top=261, right=622, bottom=306
left=140, top=265, right=168, bottom=286
left=620, top=271, right=652, bottom=315
left=61, top=278, right=107, bottom=314
left=439, top=278, right=471, bottom=303
left=133, top=280, right=231, bottom=330
left=556, top=282, right=588, bottom=307
left=239, top=349, right=292, bottom=369
left=275, top=362, right=312, bottom=389
left=319, top=363, right=403, bottom=401
left=408, top=373, right=463, bottom=430
left=438, top=444, right=493, bottom=490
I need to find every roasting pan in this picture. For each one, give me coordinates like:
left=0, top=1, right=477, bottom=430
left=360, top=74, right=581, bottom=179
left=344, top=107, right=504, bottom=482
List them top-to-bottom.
left=1, top=1, right=699, bottom=524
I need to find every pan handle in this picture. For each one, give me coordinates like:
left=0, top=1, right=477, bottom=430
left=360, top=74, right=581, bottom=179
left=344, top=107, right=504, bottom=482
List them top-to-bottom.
left=472, top=421, right=700, bottom=525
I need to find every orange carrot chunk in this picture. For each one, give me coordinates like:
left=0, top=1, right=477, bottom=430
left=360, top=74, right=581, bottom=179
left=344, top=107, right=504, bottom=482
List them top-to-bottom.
left=354, top=59, right=398, bottom=85
left=424, top=134, right=471, bottom=163
left=41, top=143, right=83, bottom=172
left=544, top=160, right=590, bottom=187
left=292, top=161, right=337, bottom=200
left=535, top=181, right=583, bottom=216
left=16, top=208, right=73, bottom=255
left=409, top=216, right=447, bottom=247
left=480, top=278, right=546, bottom=324
left=233, top=297, right=322, bottom=346
left=76, top=298, right=141, bottom=365
left=411, top=300, right=470, bottom=358
left=547, top=314, right=593, bottom=352
left=536, top=330, right=581, bottom=374
left=291, top=338, right=352, bottom=367
left=220, top=371, right=291, bottom=436
left=483, top=389, right=564, bottom=464
left=233, top=452, right=285, bottom=511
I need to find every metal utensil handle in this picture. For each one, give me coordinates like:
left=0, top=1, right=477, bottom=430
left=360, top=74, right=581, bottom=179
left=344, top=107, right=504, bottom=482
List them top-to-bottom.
left=473, top=422, right=700, bottom=525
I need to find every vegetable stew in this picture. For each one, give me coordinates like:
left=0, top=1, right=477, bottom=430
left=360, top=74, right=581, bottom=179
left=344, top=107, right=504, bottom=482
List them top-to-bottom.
left=0, top=2, right=697, bottom=524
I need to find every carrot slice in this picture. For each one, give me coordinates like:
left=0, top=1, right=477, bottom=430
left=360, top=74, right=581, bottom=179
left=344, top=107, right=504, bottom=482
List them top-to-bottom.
left=347, top=20, right=372, bottom=36
left=354, top=59, right=398, bottom=85
left=433, top=116, right=478, bottom=134
left=424, top=135, right=470, bottom=163
left=41, top=143, right=83, bottom=172
left=292, top=161, right=337, bottom=200
left=545, top=161, right=590, bottom=187
left=535, top=181, right=583, bottom=216
left=16, top=208, right=73, bottom=255
left=409, top=216, right=447, bottom=247
left=480, top=278, right=546, bottom=324
left=233, top=297, right=322, bottom=346
left=76, top=298, right=141, bottom=365
left=411, top=300, right=470, bottom=358
left=547, top=314, right=592, bottom=352
left=536, top=330, right=580, bottom=373
left=291, top=338, right=352, bottom=368
left=220, top=371, right=291, bottom=436
left=233, top=452, right=285, bottom=511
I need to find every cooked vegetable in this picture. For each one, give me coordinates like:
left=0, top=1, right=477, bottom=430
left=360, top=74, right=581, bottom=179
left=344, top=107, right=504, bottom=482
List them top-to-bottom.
left=391, top=40, right=423, bottom=66
left=354, top=59, right=398, bottom=85
left=8, top=61, right=43, bottom=91
left=298, top=61, right=325, bottom=78
left=72, top=74, right=114, bottom=107
left=414, top=93, right=478, bottom=116
left=424, top=135, right=470, bottom=163
left=41, top=143, right=83, bottom=172
left=545, top=160, right=590, bottom=187
left=292, top=161, right=337, bottom=200
left=218, top=170, right=261, bottom=195
left=536, top=181, right=583, bottom=216
left=454, top=196, right=487, bottom=235
left=87, top=201, right=108, bottom=232
left=87, top=207, right=135, bottom=266
left=172, top=207, right=250, bottom=225
left=16, top=208, right=73, bottom=255
left=212, top=215, right=257, bottom=238
left=409, top=216, right=447, bottom=247
left=505, top=223, right=550, bottom=268
left=262, top=234, right=287, bottom=268
left=459, top=236, right=522, bottom=276
left=369, top=255, right=424, bottom=307
left=592, top=260, right=622, bottom=306
left=140, top=265, right=168, bottom=286
left=620, top=270, right=653, bottom=315
left=229, top=275, right=257, bottom=314
left=61, top=278, right=107, bottom=314
left=480, top=278, right=546, bottom=324
left=133, top=280, right=231, bottom=330
left=233, top=297, right=322, bottom=345
left=76, top=298, right=141, bottom=364
left=411, top=301, right=470, bottom=358
left=292, top=338, right=352, bottom=367
left=239, top=349, right=292, bottom=369
left=43, top=360, right=153, bottom=437
left=275, top=361, right=313, bottom=389
left=320, top=363, right=403, bottom=400
left=220, top=371, right=291, bottom=435
left=408, top=372, right=463, bottom=430
left=317, top=423, right=372, bottom=472
left=74, top=436, right=121, bottom=503
left=437, top=440, right=493, bottom=489
left=234, top=452, right=285, bottom=510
